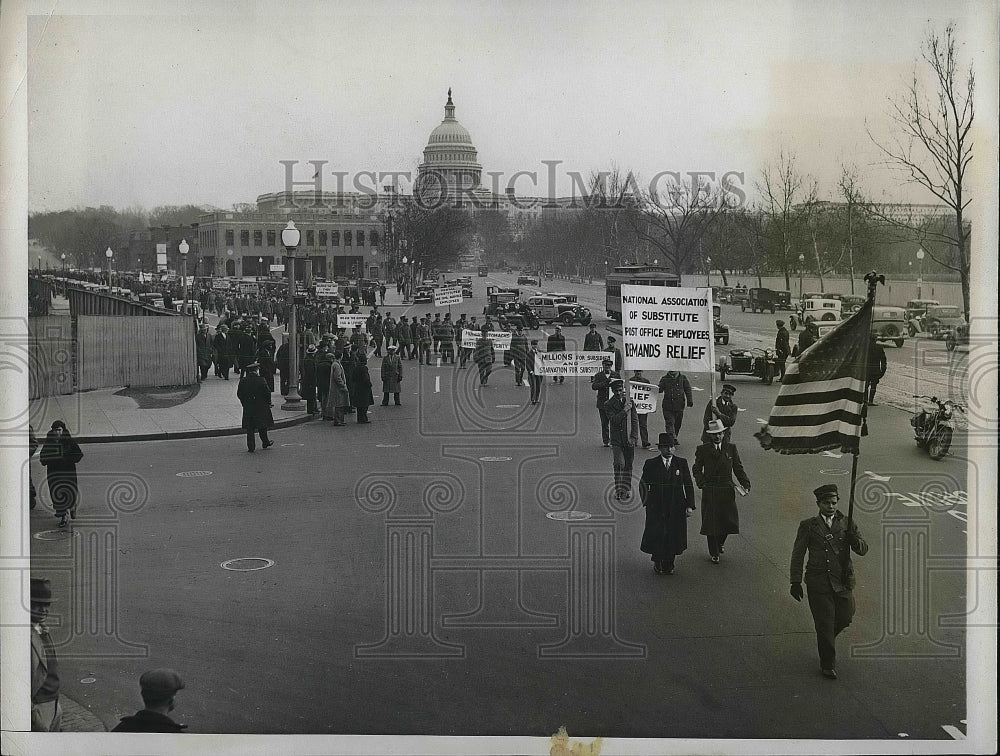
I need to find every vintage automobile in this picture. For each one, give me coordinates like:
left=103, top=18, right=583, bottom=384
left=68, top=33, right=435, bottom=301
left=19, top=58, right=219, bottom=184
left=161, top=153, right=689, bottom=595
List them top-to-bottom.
left=478, top=265, right=488, bottom=277
left=517, top=274, right=539, bottom=286
left=447, top=278, right=474, bottom=298
left=413, top=286, right=435, bottom=304
left=484, top=286, right=521, bottom=317
left=715, top=286, right=734, bottom=304
left=743, top=287, right=784, bottom=314
left=543, top=292, right=593, bottom=325
left=526, top=294, right=570, bottom=324
left=840, top=295, right=867, bottom=314
left=800, top=297, right=842, bottom=323
left=904, top=298, right=940, bottom=334
left=495, top=301, right=540, bottom=330
left=713, top=304, right=730, bottom=345
left=918, top=305, right=965, bottom=339
left=872, top=306, right=907, bottom=348
left=815, top=322, right=839, bottom=340
left=945, top=322, right=969, bottom=351
left=717, top=348, right=777, bottom=385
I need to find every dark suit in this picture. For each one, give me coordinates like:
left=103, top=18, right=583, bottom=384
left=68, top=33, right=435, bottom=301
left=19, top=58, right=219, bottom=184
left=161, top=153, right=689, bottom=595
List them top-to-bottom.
left=866, top=340, right=887, bottom=403
left=590, top=369, right=621, bottom=444
left=237, top=373, right=274, bottom=451
left=603, top=393, right=639, bottom=497
left=702, top=397, right=738, bottom=443
left=693, top=441, right=751, bottom=556
left=639, top=454, right=695, bottom=569
left=790, top=510, right=869, bottom=669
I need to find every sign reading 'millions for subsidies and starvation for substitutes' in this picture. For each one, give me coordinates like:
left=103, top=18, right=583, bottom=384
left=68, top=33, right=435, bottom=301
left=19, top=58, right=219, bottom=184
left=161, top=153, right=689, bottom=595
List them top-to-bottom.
left=621, top=285, right=715, bottom=372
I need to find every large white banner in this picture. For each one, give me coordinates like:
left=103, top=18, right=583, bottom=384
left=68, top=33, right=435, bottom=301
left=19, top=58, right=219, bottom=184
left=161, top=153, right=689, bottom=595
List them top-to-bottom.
left=211, top=278, right=229, bottom=289
left=434, top=285, right=463, bottom=306
left=621, top=285, right=715, bottom=372
left=336, top=313, right=367, bottom=331
left=538, top=351, right=606, bottom=376
left=629, top=380, right=657, bottom=414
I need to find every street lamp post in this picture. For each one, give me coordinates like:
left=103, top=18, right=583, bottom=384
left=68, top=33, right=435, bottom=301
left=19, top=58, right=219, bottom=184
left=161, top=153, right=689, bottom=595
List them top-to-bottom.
left=281, top=221, right=304, bottom=410
left=179, top=239, right=190, bottom=317
left=105, top=247, right=114, bottom=291
left=916, top=247, right=925, bottom=299
left=61, top=253, right=66, bottom=276
left=798, top=253, right=805, bottom=297
left=258, top=256, right=263, bottom=279
left=706, top=256, right=712, bottom=289
left=604, top=259, right=609, bottom=281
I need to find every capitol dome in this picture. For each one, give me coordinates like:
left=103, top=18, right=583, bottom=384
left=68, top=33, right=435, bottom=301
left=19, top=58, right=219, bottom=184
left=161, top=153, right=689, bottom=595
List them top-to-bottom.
left=417, top=89, right=484, bottom=204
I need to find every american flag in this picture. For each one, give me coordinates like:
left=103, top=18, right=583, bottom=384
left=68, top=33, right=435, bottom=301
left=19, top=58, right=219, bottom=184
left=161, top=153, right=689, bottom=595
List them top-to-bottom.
left=756, top=301, right=873, bottom=454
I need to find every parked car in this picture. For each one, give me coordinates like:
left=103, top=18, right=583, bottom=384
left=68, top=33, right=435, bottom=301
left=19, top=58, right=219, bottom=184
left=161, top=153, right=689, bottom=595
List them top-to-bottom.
left=478, top=265, right=488, bottom=277
left=517, top=274, right=539, bottom=286
left=413, top=286, right=434, bottom=303
left=484, top=286, right=521, bottom=317
left=716, top=286, right=734, bottom=304
left=744, top=287, right=783, bottom=314
left=137, top=292, right=165, bottom=309
left=543, top=292, right=593, bottom=325
left=526, top=294, right=570, bottom=324
left=840, top=295, right=867, bottom=314
left=800, top=297, right=842, bottom=323
left=904, top=298, right=940, bottom=333
left=174, top=300, right=203, bottom=319
left=496, top=301, right=540, bottom=330
left=713, top=304, right=730, bottom=345
left=918, top=305, right=965, bottom=339
left=872, top=306, right=908, bottom=348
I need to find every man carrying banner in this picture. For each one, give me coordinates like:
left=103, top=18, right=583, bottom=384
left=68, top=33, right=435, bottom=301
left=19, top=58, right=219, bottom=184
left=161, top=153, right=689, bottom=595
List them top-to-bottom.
left=547, top=325, right=567, bottom=384
left=473, top=328, right=495, bottom=387
left=526, top=339, right=544, bottom=405
left=591, top=358, right=621, bottom=446
left=629, top=369, right=654, bottom=448
left=657, top=370, right=693, bottom=439
left=604, top=378, right=639, bottom=499
left=702, top=383, right=739, bottom=443
left=693, top=419, right=751, bottom=562
left=639, top=432, right=695, bottom=574
left=790, top=484, right=869, bottom=679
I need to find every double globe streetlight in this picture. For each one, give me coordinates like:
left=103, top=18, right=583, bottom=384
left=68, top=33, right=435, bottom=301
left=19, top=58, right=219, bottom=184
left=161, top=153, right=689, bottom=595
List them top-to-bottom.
left=179, top=239, right=190, bottom=316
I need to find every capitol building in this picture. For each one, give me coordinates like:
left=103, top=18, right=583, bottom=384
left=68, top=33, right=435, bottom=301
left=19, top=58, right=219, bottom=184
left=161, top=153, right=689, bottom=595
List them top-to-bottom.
left=192, top=90, right=543, bottom=281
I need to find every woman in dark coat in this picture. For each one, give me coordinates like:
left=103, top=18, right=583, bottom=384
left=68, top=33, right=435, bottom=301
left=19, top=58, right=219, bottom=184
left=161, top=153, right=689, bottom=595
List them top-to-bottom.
left=350, top=354, right=374, bottom=423
left=237, top=363, right=274, bottom=452
left=39, top=420, right=83, bottom=527
left=639, top=432, right=695, bottom=574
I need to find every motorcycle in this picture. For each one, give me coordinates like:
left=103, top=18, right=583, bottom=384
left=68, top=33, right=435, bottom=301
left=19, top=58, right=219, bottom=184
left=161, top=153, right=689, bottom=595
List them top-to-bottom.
left=718, top=348, right=777, bottom=385
left=910, top=395, right=963, bottom=460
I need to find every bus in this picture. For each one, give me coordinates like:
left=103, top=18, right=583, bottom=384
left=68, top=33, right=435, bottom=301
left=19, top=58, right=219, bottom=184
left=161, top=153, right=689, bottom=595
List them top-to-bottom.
left=478, top=264, right=489, bottom=277
left=605, top=265, right=681, bottom=321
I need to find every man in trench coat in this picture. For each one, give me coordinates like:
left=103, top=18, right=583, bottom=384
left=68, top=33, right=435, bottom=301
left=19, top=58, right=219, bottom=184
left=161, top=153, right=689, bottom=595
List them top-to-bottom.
left=380, top=345, right=403, bottom=406
left=323, top=351, right=351, bottom=426
left=693, top=419, right=751, bottom=562
left=639, top=432, right=695, bottom=574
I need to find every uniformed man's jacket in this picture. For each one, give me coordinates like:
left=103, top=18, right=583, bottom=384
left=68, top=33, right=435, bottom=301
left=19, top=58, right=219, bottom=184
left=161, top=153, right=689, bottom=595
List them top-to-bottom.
left=790, top=510, right=869, bottom=593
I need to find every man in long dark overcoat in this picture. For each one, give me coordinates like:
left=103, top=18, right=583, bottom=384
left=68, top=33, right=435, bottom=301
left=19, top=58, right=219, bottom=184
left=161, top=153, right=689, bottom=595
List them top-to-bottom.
left=195, top=324, right=213, bottom=381
left=213, top=324, right=233, bottom=380
left=380, top=345, right=403, bottom=406
left=324, top=351, right=351, bottom=425
left=350, top=354, right=374, bottom=423
left=237, top=363, right=274, bottom=453
left=693, top=419, right=751, bottom=562
left=639, top=432, right=695, bottom=574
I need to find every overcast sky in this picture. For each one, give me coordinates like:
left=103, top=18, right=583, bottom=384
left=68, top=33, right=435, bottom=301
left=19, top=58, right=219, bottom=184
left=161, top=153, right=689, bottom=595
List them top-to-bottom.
left=25, top=0, right=997, bottom=213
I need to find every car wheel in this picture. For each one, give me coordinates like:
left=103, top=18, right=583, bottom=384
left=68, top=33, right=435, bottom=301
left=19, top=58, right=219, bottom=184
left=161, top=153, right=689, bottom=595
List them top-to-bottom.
left=561, top=313, right=574, bottom=325
left=822, top=313, right=835, bottom=321
left=929, top=323, right=940, bottom=337
left=908, top=324, right=917, bottom=337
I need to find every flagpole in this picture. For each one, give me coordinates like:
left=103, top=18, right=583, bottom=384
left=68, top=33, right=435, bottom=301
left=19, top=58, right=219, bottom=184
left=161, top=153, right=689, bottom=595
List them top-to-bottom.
left=842, top=271, right=884, bottom=582
left=708, top=288, right=717, bottom=417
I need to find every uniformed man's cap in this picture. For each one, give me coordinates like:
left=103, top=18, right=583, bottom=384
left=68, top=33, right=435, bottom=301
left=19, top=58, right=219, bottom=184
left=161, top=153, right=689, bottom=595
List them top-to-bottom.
left=776, top=320, right=785, bottom=327
left=607, top=336, right=616, bottom=343
left=386, top=345, right=397, bottom=351
left=602, top=358, right=613, bottom=366
left=610, top=378, right=625, bottom=390
left=722, top=383, right=737, bottom=393
left=813, top=483, right=839, bottom=500
left=139, top=668, right=185, bottom=696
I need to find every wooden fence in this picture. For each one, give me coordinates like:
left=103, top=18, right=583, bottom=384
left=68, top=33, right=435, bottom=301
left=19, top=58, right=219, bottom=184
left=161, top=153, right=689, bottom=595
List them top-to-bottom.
left=28, top=316, right=74, bottom=399
left=77, top=316, right=196, bottom=390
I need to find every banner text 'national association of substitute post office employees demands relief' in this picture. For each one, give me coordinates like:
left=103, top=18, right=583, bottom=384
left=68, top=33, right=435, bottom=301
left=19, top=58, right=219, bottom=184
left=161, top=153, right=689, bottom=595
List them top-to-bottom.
left=620, top=285, right=714, bottom=372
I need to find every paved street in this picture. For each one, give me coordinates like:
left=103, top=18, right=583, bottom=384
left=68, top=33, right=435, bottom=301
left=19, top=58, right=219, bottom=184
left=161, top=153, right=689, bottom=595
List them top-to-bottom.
left=27, top=273, right=972, bottom=738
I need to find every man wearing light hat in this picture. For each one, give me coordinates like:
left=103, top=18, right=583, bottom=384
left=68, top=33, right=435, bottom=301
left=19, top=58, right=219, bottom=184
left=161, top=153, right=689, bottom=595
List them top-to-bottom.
left=702, top=383, right=739, bottom=444
left=693, top=418, right=751, bottom=562
left=639, top=432, right=695, bottom=574
left=789, top=483, right=868, bottom=679
left=112, top=668, right=187, bottom=732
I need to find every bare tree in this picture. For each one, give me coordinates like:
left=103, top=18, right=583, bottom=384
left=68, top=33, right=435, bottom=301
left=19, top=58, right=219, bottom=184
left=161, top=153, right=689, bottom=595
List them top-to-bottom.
left=869, top=23, right=974, bottom=317
left=756, top=150, right=810, bottom=290
left=731, top=206, right=770, bottom=287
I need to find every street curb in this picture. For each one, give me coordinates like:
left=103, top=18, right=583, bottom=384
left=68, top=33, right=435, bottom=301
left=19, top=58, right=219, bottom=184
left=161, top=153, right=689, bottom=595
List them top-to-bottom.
left=73, top=412, right=317, bottom=444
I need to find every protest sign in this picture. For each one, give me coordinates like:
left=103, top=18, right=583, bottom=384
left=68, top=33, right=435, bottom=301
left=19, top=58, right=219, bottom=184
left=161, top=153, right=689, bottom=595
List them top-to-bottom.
left=211, top=278, right=229, bottom=289
left=315, top=283, right=339, bottom=298
left=434, top=285, right=463, bottom=306
left=620, top=285, right=715, bottom=372
left=336, top=313, right=367, bottom=331
left=461, top=329, right=479, bottom=349
left=462, top=329, right=511, bottom=350
left=538, top=351, right=607, bottom=377
left=629, top=380, right=657, bottom=414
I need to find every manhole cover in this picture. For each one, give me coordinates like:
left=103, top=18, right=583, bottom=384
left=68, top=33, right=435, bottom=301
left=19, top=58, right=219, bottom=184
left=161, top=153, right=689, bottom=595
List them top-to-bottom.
left=376, top=444, right=400, bottom=448
left=478, top=456, right=512, bottom=462
left=819, top=469, right=850, bottom=476
left=176, top=470, right=213, bottom=478
left=546, top=511, right=593, bottom=521
left=33, top=529, right=79, bottom=541
left=221, top=557, right=274, bottom=572
left=80, top=678, right=97, bottom=684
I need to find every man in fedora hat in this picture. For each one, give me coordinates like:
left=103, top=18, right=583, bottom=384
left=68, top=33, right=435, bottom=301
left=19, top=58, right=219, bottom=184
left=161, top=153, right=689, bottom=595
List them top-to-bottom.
left=301, top=343, right=319, bottom=414
left=381, top=345, right=403, bottom=406
left=237, top=362, right=274, bottom=452
left=604, top=378, right=639, bottom=499
left=702, top=382, right=739, bottom=444
left=693, top=418, right=751, bottom=562
left=639, top=432, right=695, bottom=574
left=790, top=483, right=869, bottom=679
left=30, top=577, right=62, bottom=731
left=112, top=668, right=188, bottom=732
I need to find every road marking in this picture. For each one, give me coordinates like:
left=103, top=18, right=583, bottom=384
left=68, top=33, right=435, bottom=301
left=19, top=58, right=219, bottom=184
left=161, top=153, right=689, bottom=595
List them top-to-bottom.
left=436, top=356, right=441, bottom=367
left=434, top=376, right=440, bottom=393
left=691, top=386, right=705, bottom=391
left=496, top=404, right=521, bottom=408
left=737, top=407, right=746, bottom=412
left=756, top=418, right=768, bottom=423
left=281, top=443, right=304, bottom=447
left=376, top=443, right=400, bottom=448
left=821, top=450, right=843, bottom=459
left=819, top=469, right=850, bottom=476
left=864, top=471, right=891, bottom=482
left=81, top=678, right=97, bottom=684
left=941, top=724, right=965, bottom=740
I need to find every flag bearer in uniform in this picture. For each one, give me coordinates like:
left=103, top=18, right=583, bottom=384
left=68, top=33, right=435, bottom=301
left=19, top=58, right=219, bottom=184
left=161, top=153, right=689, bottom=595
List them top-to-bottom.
left=789, top=483, right=868, bottom=680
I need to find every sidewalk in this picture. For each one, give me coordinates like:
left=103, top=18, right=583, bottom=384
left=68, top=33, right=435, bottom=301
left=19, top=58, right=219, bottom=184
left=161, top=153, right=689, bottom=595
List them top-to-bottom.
left=28, top=375, right=313, bottom=443
left=60, top=694, right=108, bottom=732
